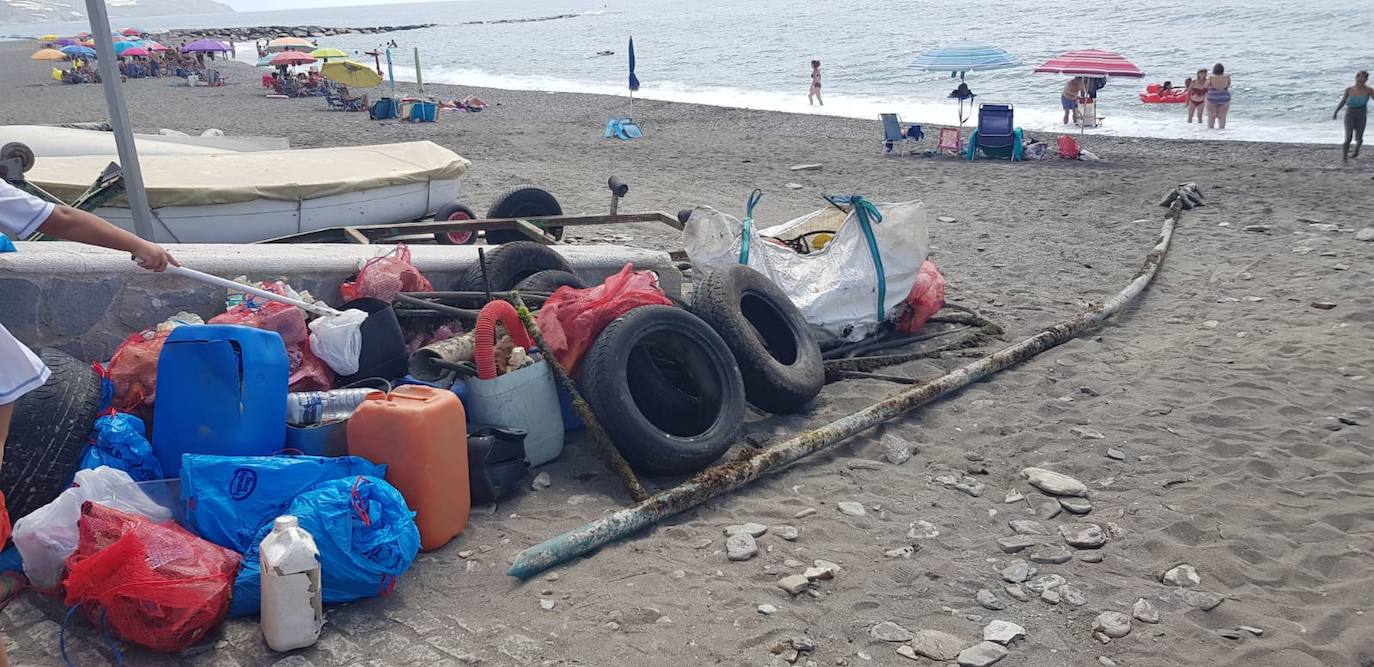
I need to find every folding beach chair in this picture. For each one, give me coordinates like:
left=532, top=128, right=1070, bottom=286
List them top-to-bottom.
left=968, top=103, right=1019, bottom=160
left=880, top=113, right=919, bottom=156
left=937, top=127, right=962, bottom=156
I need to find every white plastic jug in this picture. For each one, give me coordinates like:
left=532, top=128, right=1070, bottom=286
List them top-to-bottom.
left=260, top=516, right=324, bottom=651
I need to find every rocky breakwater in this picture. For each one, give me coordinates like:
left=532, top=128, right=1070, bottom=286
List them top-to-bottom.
left=156, top=24, right=436, bottom=43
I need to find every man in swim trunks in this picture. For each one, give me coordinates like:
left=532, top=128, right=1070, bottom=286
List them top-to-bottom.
left=1333, top=70, right=1371, bottom=165
left=1061, top=78, right=1083, bottom=125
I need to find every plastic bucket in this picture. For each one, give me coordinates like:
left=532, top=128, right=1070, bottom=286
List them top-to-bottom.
left=336, top=298, right=407, bottom=386
left=463, top=360, right=564, bottom=467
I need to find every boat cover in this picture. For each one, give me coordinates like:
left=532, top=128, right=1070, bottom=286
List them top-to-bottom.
left=0, top=125, right=287, bottom=157
left=25, top=141, right=470, bottom=207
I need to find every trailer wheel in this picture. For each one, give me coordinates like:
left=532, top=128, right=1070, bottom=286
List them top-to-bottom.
left=1, top=142, right=35, bottom=174
left=485, top=186, right=565, bottom=244
left=434, top=201, right=479, bottom=245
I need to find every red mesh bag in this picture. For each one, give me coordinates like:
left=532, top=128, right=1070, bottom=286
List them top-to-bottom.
left=339, top=244, right=432, bottom=303
left=894, top=260, right=946, bottom=335
left=534, top=264, right=673, bottom=375
left=209, top=283, right=308, bottom=346
left=107, top=329, right=171, bottom=413
left=289, top=339, right=335, bottom=392
left=62, top=502, right=240, bottom=652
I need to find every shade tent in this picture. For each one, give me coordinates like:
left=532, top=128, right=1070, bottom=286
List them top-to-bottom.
left=183, top=39, right=232, bottom=53
left=1035, top=49, right=1144, bottom=137
left=321, top=60, right=382, bottom=88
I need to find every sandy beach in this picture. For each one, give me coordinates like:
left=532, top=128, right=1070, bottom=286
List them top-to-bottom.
left=2, top=38, right=1374, bottom=667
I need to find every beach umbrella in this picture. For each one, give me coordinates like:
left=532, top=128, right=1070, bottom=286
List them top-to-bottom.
left=121, top=28, right=142, bottom=36
left=76, top=32, right=90, bottom=39
left=39, top=34, right=58, bottom=41
left=266, top=37, right=316, bottom=53
left=628, top=37, right=640, bottom=93
left=54, top=38, right=77, bottom=46
left=79, top=39, right=96, bottom=47
left=183, top=39, right=232, bottom=53
left=112, top=40, right=140, bottom=55
left=142, top=40, right=170, bottom=52
left=914, top=42, right=1021, bottom=132
left=60, top=45, right=97, bottom=58
left=119, top=47, right=149, bottom=58
left=309, top=47, right=348, bottom=60
left=30, top=48, right=67, bottom=61
left=1035, top=49, right=1144, bottom=137
left=269, top=51, right=317, bottom=67
left=256, top=54, right=277, bottom=67
left=321, top=60, right=383, bottom=88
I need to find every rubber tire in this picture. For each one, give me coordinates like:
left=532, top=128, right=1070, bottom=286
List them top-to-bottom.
left=485, top=186, right=564, bottom=244
left=434, top=201, right=479, bottom=245
left=452, top=241, right=576, bottom=292
left=692, top=264, right=824, bottom=414
left=514, top=269, right=586, bottom=293
left=580, top=306, right=745, bottom=476
left=0, top=349, right=103, bottom=519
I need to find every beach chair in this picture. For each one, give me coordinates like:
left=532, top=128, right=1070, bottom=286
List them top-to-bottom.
left=324, top=90, right=345, bottom=110
left=342, top=94, right=368, bottom=113
left=967, top=103, right=1022, bottom=160
left=880, top=114, right=918, bottom=156
left=937, top=127, right=961, bottom=156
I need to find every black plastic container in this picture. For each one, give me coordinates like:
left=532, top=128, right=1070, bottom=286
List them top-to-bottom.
left=336, top=297, right=408, bottom=386
left=467, top=423, right=529, bottom=504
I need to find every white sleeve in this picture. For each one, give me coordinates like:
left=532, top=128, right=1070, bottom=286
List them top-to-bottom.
left=0, top=179, right=55, bottom=239
left=0, top=323, right=50, bottom=405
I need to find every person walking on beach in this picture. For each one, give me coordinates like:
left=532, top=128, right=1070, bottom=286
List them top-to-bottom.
left=808, top=60, right=823, bottom=106
left=1205, top=63, right=1231, bottom=129
left=1186, top=68, right=1208, bottom=123
left=1333, top=70, right=1371, bottom=164
left=1061, top=78, right=1083, bottom=124
left=0, top=179, right=178, bottom=667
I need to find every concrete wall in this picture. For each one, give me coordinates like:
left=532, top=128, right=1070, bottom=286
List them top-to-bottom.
left=0, top=242, right=681, bottom=362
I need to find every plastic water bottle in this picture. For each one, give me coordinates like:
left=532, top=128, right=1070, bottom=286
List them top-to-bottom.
left=286, top=389, right=376, bottom=425
left=260, top=516, right=323, bottom=652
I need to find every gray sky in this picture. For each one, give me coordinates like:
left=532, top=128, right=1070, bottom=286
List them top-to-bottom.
left=226, top=0, right=440, bottom=10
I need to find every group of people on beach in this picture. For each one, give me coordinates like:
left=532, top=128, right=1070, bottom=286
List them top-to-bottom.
left=1178, top=63, right=1232, bottom=128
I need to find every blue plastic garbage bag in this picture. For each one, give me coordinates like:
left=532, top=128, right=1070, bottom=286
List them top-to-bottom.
left=0, top=236, right=15, bottom=252
left=79, top=413, right=163, bottom=482
left=180, top=454, right=386, bottom=553
left=229, top=475, right=420, bottom=617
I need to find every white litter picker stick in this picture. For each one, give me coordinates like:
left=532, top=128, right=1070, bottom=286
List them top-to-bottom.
left=166, top=265, right=341, bottom=317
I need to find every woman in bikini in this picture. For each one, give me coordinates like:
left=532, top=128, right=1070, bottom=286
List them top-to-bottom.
left=808, top=60, right=823, bottom=106
left=1205, top=63, right=1231, bottom=129
left=1187, top=68, right=1208, bottom=124
left=1333, top=70, right=1371, bottom=164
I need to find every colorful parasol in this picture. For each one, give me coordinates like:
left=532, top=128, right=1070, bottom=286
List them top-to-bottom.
left=267, top=37, right=316, bottom=52
left=183, top=39, right=232, bottom=53
left=914, top=43, right=1021, bottom=78
left=60, top=45, right=97, bottom=58
left=119, top=47, right=150, bottom=58
left=309, top=47, right=348, bottom=60
left=30, top=48, right=67, bottom=61
left=1033, top=49, right=1144, bottom=78
left=268, top=51, right=317, bottom=66
left=321, top=60, right=383, bottom=87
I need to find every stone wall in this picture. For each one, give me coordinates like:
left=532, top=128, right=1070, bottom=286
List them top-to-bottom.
left=0, top=242, right=681, bottom=362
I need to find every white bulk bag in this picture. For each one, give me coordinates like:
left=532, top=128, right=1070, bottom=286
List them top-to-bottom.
left=683, top=199, right=929, bottom=342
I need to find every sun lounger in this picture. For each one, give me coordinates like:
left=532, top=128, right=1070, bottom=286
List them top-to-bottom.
left=880, top=113, right=920, bottom=156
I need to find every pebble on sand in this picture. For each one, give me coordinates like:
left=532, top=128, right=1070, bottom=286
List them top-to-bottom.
left=789, top=163, right=823, bottom=171
left=786, top=182, right=804, bottom=189
left=936, top=215, right=957, bottom=223
left=1356, top=227, right=1374, bottom=241
left=1311, top=301, right=1338, bottom=310
left=882, top=437, right=914, bottom=464
left=1105, top=448, right=1126, bottom=461
left=1020, top=467, right=1089, bottom=497
left=531, top=471, right=552, bottom=490
left=1004, top=489, right=1024, bottom=504
left=1058, top=497, right=1093, bottom=515
left=837, top=501, right=866, bottom=517
left=794, top=507, right=818, bottom=519
left=908, top=520, right=940, bottom=539
left=1008, top=520, right=1047, bottom=535
left=724, top=523, right=769, bottom=538
left=1058, top=523, right=1107, bottom=549
left=775, top=525, right=800, bottom=541
left=727, top=533, right=759, bottom=561
left=996, top=535, right=1037, bottom=554
left=1028, top=544, right=1073, bottom=564
left=884, top=546, right=917, bottom=559
left=1079, top=551, right=1105, bottom=563
left=999, top=559, right=1037, bottom=583
left=1162, top=564, right=1201, bottom=587
left=1025, top=574, right=1065, bottom=594
left=778, top=575, right=810, bottom=594
left=1059, top=584, right=1087, bottom=606
left=1004, top=585, right=1029, bottom=602
left=1040, top=588, right=1061, bottom=605
left=976, top=589, right=1006, bottom=610
left=1181, top=589, right=1224, bottom=610
left=1132, top=597, right=1160, bottom=623
left=539, top=599, right=555, bottom=610
left=758, top=603, right=778, bottom=615
left=1093, top=611, right=1132, bottom=639
left=983, top=620, right=1025, bottom=645
left=870, top=621, right=914, bottom=642
left=1239, top=625, right=1264, bottom=636
left=906, top=629, right=966, bottom=661
left=957, top=641, right=1008, bottom=667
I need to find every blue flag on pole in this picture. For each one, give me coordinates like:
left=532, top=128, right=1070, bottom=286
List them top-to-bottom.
left=628, top=37, right=640, bottom=92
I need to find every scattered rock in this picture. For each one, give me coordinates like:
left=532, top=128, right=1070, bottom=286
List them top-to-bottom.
left=789, top=163, right=823, bottom=171
left=786, top=182, right=804, bottom=190
left=936, top=215, right=958, bottom=223
left=1243, top=224, right=1270, bottom=233
left=1356, top=227, right=1374, bottom=242
left=1334, top=263, right=1351, bottom=271
left=1311, top=301, right=1338, bottom=310
left=1070, top=427, right=1106, bottom=440
left=882, top=438, right=914, bottom=464
left=1105, top=448, right=1126, bottom=461
left=847, top=459, right=887, bottom=471
left=1020, top=467, right=1088, bottom=497
left=531, top=472, right=552, bottom=490
left=935, top=474, right=985, bottom=497
left=1004, top=489, right=1024, bottom=504
left=1058, top=497, right=1094, bottom=515
left=1037, top=500, right=1063, bottom=520
left=837, top=501, right=866, bottom=517
left=794, top=507, right=817, bottom=519
left=907, top=520, right=940, bottom=539
left=1008, top=520, right=1046, bottom=535
left=725, top=523, right=769, bottom=538
left=1059, top=523, right=1107, bottom=549
left=775, top=525, right=800, bottom=541
left=727, top=533, right=759, bottom=561
left=996, top=535, right=1038, bottom=553
left=1028, top=544, right=1073, bottom=564
left=884, top=546, right=917, bottom=559
left=457, top=550, right=474, bottom=559
left=1079, top=551, right=1105, bottom=563
left=784, top=558, right=804, bottom=568
left=813, top=559, right=842, bottom=575
left=1000, top=560, right=1036, bottom=583
left=1162, top=564, right=1200, bottom=587
left=803, top=566, right=832, bottom=581
left=1024, top=574, right=1065, bottom=594
left=778, top=575, right=810, bottom=594
left=1060, top=584, right=1087, bottom=606
left=1004, top=585, right=1029, bottom=602
left=1040, top=588, right=1061, bottom=605
left=976, top=589, right=1005, bottom=611
left=1182, top=590, right=1224, bottom=610
left=1132, top=598, right=1159, bottom=624
left=539, top=599, right=555, bottom=610
left=1093, top=611, right=1132, bottom=639
left=983, top=620, right=1025, bottom=645
left=870, top=621, right=914, bottom=642
left=1239, top=625, right=1264, bottom=636
left=907, top=629, right=965, bottom=661
left=1218, top=629, right=1242, bottom=640
left=957, top=641, right=1008, bottom=667
left=896, top=645, right=920, bottom=661
left=1099, top=657, right=1118, bottom=666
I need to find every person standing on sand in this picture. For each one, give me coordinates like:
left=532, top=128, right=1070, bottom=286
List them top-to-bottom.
left=808, top=60, right=823, bottom=106
left=1205, top=63, right=1231, bottom=129
left=1186, top=68, right=1208, bottom=123
left=1333, top=70, right=1370, bottom=165
left=1061, top=78, right=1083, bottom=124
left=0, top=179, right=178, bottom=667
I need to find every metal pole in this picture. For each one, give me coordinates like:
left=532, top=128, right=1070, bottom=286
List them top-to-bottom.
left=85, top=0, right=154, bottom=241
left=413, top=47, right=423, bottom=94
left=386, top=48, right=395, bottom=91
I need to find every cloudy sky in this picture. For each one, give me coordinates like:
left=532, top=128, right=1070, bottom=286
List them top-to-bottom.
left=227, top=0, right=442, bottom=9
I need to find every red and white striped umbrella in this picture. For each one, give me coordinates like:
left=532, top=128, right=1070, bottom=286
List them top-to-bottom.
left=1034, top=49, right=1143, bottom=78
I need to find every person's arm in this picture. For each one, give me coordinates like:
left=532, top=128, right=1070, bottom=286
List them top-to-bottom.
left=1334, top=90, right=1349, bottom=119
left=37, top=206, right=179, bottom=271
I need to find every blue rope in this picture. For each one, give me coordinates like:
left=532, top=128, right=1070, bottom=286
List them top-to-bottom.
left=738, top=189, right=763, bottom=265
left=824, top=195, right=887, bottom=321
left=60, top=604, right=125, bottom=667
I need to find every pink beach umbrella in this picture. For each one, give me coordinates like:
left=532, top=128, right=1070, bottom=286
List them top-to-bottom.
left=142, top=40, right=171, bottom=52
left=119, top=47, right=150, bottom=58
left=1034, top=49, right=1144, bottom=137
left=268, top=51, right=317, bottom=67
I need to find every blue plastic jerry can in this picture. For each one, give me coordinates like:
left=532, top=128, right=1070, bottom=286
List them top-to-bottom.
left=152, top=325, right=289, bottom=476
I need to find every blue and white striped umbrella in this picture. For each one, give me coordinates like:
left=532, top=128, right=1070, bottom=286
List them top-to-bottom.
left=914, top=43, right=1021, bottom=77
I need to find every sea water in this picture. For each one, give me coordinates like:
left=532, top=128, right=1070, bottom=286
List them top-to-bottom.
left=9, top=0, right=1369, bottom=143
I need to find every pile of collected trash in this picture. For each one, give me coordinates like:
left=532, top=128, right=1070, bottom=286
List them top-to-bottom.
left=0, top=194, right=948, bottom=657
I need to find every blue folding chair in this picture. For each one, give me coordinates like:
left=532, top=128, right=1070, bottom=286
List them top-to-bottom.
left=969, top=103, right=1021, bottom=160
left=880, top=113, right=920, bottom=156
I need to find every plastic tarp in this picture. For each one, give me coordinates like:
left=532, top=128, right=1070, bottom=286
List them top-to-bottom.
left=0, top=125, right=287, bottom=157
left=25, top=141, right=471, bottom=208
left=683, top=200, right=930, bottom=342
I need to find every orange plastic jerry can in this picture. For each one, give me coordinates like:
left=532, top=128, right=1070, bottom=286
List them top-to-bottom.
left=347, top=385, right=470, bottom=550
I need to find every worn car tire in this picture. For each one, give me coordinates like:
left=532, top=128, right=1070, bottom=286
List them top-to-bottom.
left=485, top=186, right=565, bottom=244
left=433, top=201, right=479, bottom=245
left=453, top=241, right=575, bottom=292
left=692, top=264, right=823, bottom=414
left=514, top=269, right=586, bottom=293
left=580, top=306, right=745, bottom=476
left=0, top=349, right=103, bottom=519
